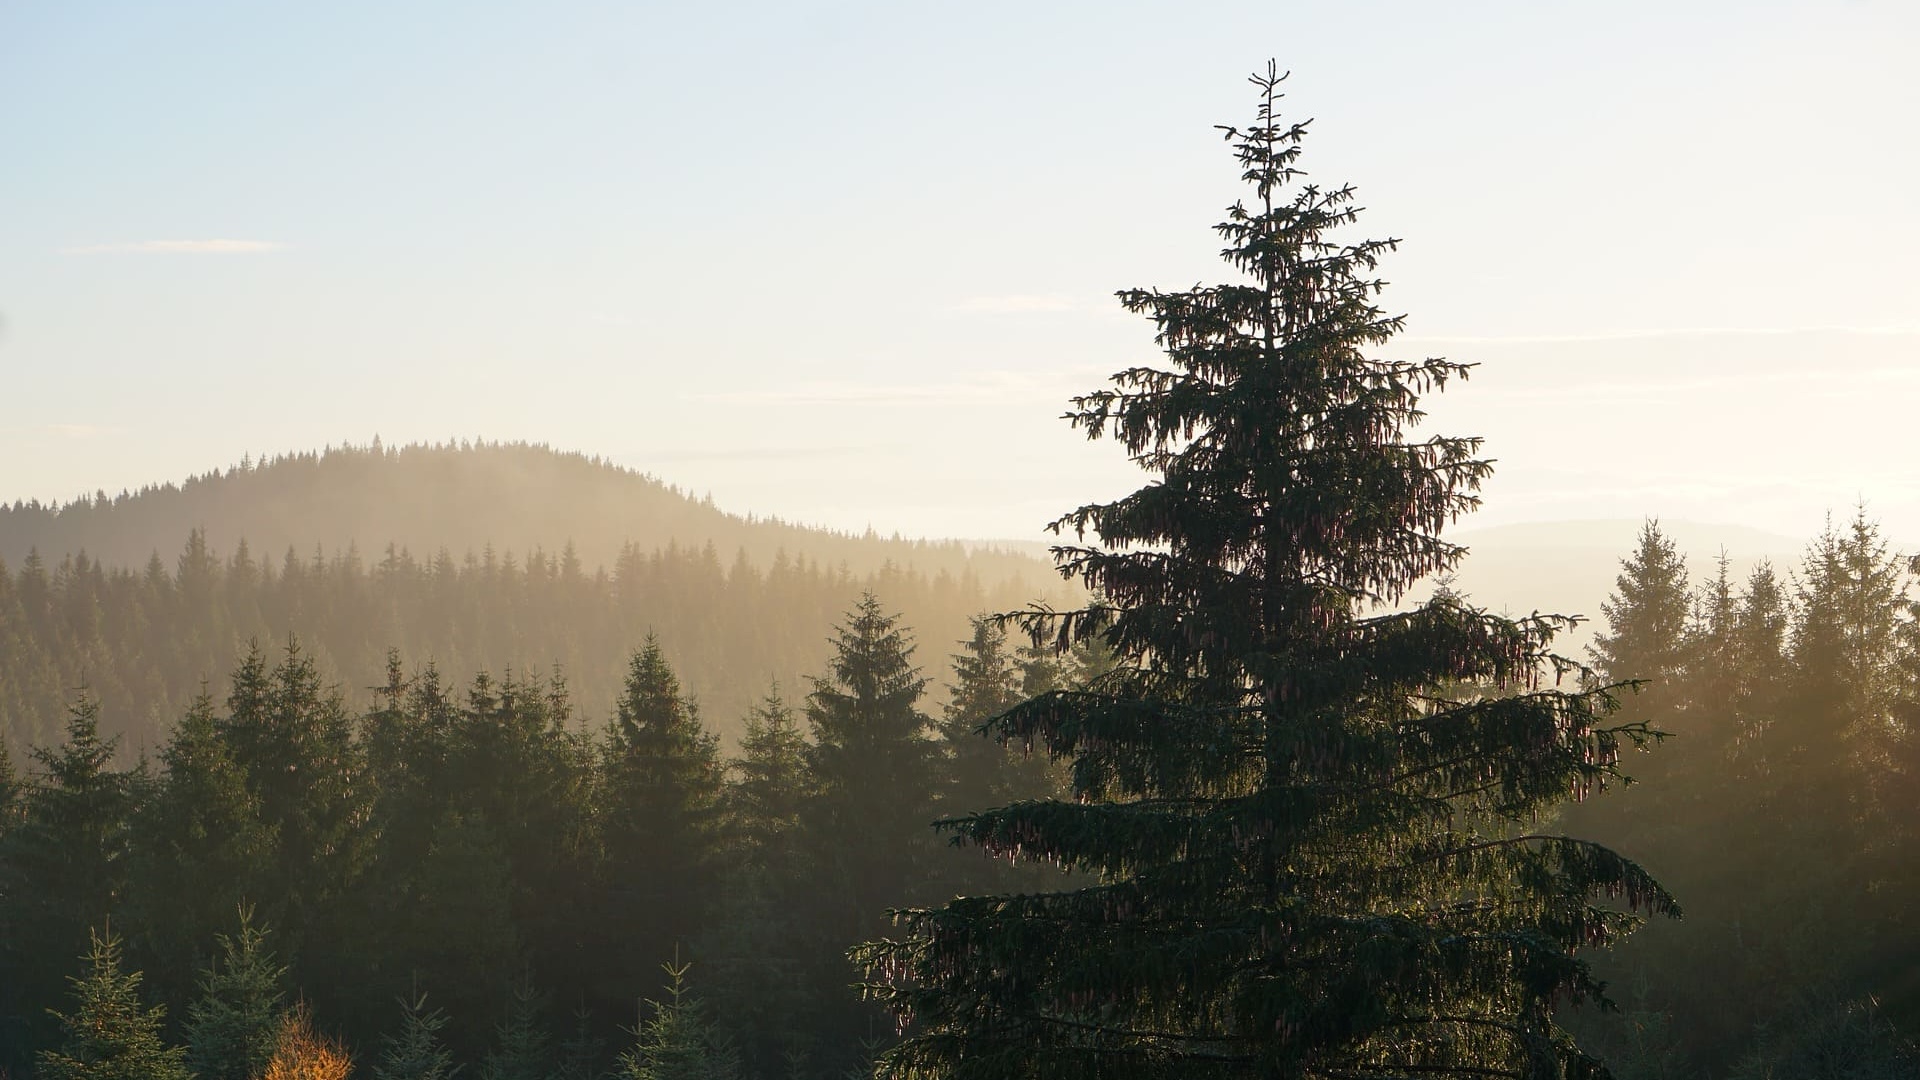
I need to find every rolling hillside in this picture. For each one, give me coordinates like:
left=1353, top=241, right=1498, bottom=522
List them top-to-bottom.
left=0, top=439, right=1052, bottom=583
left=0, top=440, right=1843, bottom=750
left=0, top=442, right=1073, bottom=750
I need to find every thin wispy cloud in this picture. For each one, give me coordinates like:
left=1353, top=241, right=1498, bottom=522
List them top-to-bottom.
left=60, top=239, right=284, bottom=255
left=950, top=294, right=1078, bottom=314
left=1403, top=326, right=1920, bottom=345
left=1470, top=365, right=1920, bottom=405
left=696, top=369, right=1097, bottom=408
left=26, top=424, right=119, bottom=438
left=635, top=444, right=898, bottom=464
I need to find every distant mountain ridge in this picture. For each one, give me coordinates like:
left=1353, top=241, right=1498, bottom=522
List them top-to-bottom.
left=0, top=440, right=1058, bottom=589
left=0, top=442, right=1074, bottom=751
left=0, top=442, right=1860, bottom=745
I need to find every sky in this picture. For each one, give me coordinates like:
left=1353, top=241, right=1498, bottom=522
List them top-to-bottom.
left=2, top=0, right=1916, bottom=548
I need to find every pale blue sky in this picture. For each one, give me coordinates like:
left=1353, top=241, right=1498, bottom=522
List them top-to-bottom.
left=3, top=1, right=1916, bottom=546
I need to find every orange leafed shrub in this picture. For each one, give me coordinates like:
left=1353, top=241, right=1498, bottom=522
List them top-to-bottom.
left=261, top=1004, right=352, bottom=1080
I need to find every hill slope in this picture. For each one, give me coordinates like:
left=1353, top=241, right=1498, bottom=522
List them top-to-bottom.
left=0, top=440, right=1050, bottom=583
left=0, top=442, right=1071, bottom=750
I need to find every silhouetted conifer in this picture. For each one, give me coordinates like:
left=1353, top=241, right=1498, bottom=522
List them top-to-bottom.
left=862, top=64, right=1675, bottom=1080
left=1591, top=521, right=1691, bottom=687
left=598, top=636, right=726, bottom=1005
left=0, top=689, right=139, bottom=1062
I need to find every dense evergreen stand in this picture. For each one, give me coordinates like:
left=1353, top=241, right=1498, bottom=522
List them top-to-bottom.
left=859, top=65, right=1677, bottom=1080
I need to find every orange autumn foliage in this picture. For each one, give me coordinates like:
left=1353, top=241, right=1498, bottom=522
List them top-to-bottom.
left=261, top=1004, right=352, bottom=1080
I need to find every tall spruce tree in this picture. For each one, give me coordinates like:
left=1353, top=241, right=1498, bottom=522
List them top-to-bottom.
left=860, top=65, right=1674, bottom=1080
left=1779, top=509, right=1907, bottom=787
left=1563, top=522, right=1693, bottom=856
left=1590, top=522, right=1692, bottom=689
left=1725, top=560, right=1789, bottom=769
left=802, top=591, right=938, bottom=936
left=796, top=592, right=939, bottom=1071
left=939, top=615, right=1048, bottom=817
left=937, top=616, right=1062, bottom=899
left=598, top=636, right=727, bottom=1002
left=218, top=640, right=368, bottom=967
left=710, top=685, right=817, bottom=1077
left=728, top=685, right=811, bottom=855
left=129, top=687, right=273, bottom=1015
left=0, top=690, right=140, bottom=1064
left=0, top=730, right=18, bottom=1056
left=0, top=732, right=18, bottom=830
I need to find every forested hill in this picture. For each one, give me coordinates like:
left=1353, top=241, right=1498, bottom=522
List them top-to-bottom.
left=0, top=440, right=1050, bottom=580
left=0, top=441, right=1071, bottom=751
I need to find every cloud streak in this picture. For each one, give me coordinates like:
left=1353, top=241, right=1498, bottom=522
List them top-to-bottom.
left=61, top=239, right=284, bottom=255
left=950, top=294, right=1078, bottom=313
left=1402, top=326, right=1920, bottom=345
left=1466, top=365, right=1920, bottom=405
left=695, top=369, right=1098, bottom=408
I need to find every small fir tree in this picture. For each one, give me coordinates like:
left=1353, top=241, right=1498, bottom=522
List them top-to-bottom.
left=185, top=905, right=291, bottom=1080
left=37, top=926, right=191, bottom=1080
left=616, top=962, right=742, bottom=1080
left=480, top=980, right=553, bottom=1080
left=374, top=988, right=460, bottom=1080
left=554, top=1005, right=608, bottom=1080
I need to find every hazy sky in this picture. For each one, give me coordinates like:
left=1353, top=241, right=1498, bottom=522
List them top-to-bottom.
left=3, top=0, right=1915, bottom=548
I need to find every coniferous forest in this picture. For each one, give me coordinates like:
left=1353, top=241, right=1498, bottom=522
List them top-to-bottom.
left=4, top=66, right=1917, bottom=1080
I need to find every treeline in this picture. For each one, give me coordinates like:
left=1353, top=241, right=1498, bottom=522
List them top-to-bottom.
left=0, top=440, right=1053, bottom=582
left=1571, top=511, right=1920, bottom=1079
left=0, top=527, right=1057, bottom=752
left=0, top=594, right=1101, bottom=1079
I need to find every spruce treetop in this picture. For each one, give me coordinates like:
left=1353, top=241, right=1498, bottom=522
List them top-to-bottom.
left=1591, top=520, right=1691, bottom=683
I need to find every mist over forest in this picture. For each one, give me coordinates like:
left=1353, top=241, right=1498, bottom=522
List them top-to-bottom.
left=4, top=10, right=1918, bottom=1080
left=0, top=441, right=1068, bottom=749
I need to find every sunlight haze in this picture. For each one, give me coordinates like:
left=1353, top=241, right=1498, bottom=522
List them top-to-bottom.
left=3, top=0, right=1915, bottom=544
